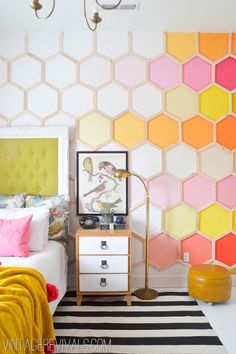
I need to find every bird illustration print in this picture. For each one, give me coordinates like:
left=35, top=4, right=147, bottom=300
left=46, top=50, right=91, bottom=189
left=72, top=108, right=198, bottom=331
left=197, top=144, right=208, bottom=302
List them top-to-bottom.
left=83, top=157, right=93, bottom=182
left=98, top=161, right=117, bottom=176
left=83, top=181, right=107, bottom=197
left=96, top=197, right=122, bottom=211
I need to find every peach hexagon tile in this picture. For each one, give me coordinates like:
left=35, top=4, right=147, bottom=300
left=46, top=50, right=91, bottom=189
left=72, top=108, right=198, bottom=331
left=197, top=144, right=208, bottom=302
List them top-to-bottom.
left=63, top=31, right=93, bottom=60
left=0, top=32, right=25, bottom=59
left=28, top=32, right=60, bottom=59
left=97, top=32, right=128, bottom=59
left=132, top=32, right=164, bottom=59
left=166, top=33, right=197, bottom=61
left=199, top=33, right=229, bottom=62
left=11, top=55, right=41, bottom=89
left=45, top=55, right=77, bottom=89
left=80, top=55, right=111, bottom=88
left=114, top=55, right=146, bottom=88
left=149, top=55, right=180, bottom=89
left=183, top=56, right=212, bottom=92
left=215, top=57, right=236, bottom=91
left=0, top=59, right=7, bottom=85
left=97, top=83, right=128, bottom=118
left=0, top=84, right=24, bottom=118
left=28, top=84, right=58, bottom=119
left=62, top=84, right=93, bottom=117
left=132, top=84, right=162, bottom=119
left=165, top=85, right=197, bottom=121
left=199, top=86, right=229, bottom=121
left=76, top=112, right=111, bottom=148
left=44, top=113, right=75, bottom=141
left=113, top=113, right=145, bottom=149
left=11, top=114, right=41, bottom=127
left=147, top=114, right=179, bottom=149
left=216, top=115, right=236, bottom=150
left=182, top=116, right=213, bottom=149
left=130, top=143, right=162, bottom=179
left=166, top=145, right=197, bottom=179
left=200, top=146, right=232, bottom=180
left=149, top=174, right=181, bottom=209
left=130, top=175, right=145, bottom=209
left=183, top=175, right=214, bottom=209
left=216, top=175, right=236, bottom=209
left=199, top=203, right=231, bottom=239
left=130, top=204, right=162, bottom=238
left=165, top=204, right=196, bottom=238
left=149, top=233, right=178, bottom=270
left=215, top=233, right=236, bottom=266
left=181, top=234, right=212, bottom=265
left=132, top=237, right=144, bottom=265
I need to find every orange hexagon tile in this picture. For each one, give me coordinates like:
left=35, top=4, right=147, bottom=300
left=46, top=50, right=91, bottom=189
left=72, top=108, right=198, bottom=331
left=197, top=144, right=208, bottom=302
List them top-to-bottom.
left=166, top=33, right=197, bottom=61
left=199, top=33, right=229, bottom=62
left=166, top=85, right=197, bottom=120
left=199, top=86, right=229, bottom=121
left=113, top=113, right=145, bottom=149
left=147, top=114, right=179, bottom=149
left=216, top=115, right=236, bottom=150
left=182, top=116, right=213, bottom=149
left=165, top=204, right=196, bottom=238
left=199, top=204, right=231, bottom=239
left=149, top=233, right=178, bottom=270
left=215, top=233, right=236, bottom=266
left=181, top=234, right=212, bottom=265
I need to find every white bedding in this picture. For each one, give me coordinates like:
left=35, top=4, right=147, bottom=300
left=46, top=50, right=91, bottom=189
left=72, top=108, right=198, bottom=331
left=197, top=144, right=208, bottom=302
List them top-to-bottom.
left=0, top=241, right=68, bottom=314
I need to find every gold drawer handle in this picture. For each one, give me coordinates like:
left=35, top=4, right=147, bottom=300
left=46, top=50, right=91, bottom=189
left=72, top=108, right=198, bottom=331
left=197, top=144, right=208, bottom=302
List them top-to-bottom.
left=100, top=241, right=108, bottom=250
left=101, top=260, right=109, bottom=269
left=100, top=278, right=107, bottom=287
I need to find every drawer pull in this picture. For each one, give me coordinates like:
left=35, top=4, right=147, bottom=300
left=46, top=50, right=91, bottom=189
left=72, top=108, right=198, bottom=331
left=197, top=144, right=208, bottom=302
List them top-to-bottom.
left=100, top=241, right=108, bottom=250
left=101, top=260, right=109, bottom=269
left=100, top=278, right=107, bottom=287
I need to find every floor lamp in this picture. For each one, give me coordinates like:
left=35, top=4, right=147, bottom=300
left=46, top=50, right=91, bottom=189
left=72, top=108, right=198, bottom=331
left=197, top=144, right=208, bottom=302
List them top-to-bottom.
left=113, top=169, right=159, bottom=300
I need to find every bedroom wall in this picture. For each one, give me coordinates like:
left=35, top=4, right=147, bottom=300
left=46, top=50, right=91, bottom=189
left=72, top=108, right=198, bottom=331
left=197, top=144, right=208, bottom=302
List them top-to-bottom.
left=0, top=32, right=236, bottom=288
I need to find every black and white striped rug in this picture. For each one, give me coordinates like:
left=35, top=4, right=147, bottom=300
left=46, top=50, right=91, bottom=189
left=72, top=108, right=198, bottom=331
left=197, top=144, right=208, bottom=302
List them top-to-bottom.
left=53, top=291, right=227, bottom=354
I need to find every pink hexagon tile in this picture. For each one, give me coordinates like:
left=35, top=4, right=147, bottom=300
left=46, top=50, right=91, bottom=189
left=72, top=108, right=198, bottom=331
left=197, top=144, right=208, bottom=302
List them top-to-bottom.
left=114, top=55, right=146, bottom=88
left=149, top=55, right=180, bottom=89
left=183, top=56, right=212, bottom=91
left=215, top=57, right=236, bottom=91
left=132, top=84, right=162, bottom=119
left=130, top=143, right=162, bottom=179
left=149, top=174, right=181, bottom=209
left=183, top=175, right=214, bottom=209
left=216, top=175, right=236, bottom=208
left=130, top=204, right=162, bottom=238
left=149, top=233, right=178, bottom=270
left=181, top=234, right=212, bottom=265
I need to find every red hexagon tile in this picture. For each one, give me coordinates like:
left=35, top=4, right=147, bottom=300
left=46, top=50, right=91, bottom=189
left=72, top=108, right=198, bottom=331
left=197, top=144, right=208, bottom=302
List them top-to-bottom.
left=114, top=55, right=146, bottom=88
left=149, top=55, right=180, bottom=89
left=183, top=56, right=212, bottom=92
left=215, top=57, right=236, bottom=91
left=216, top=115, right=236, bottom=150
left=149, top=174, right=181, bottom=209
left=183, top=175, right=214, bottom=209
left=216, top=175, right=236, bottom=209
left=149, top=233, right=178, bottom=270
left=215, top=233, right=236, bottom=266
left=181, top=234, right=212, bottom=265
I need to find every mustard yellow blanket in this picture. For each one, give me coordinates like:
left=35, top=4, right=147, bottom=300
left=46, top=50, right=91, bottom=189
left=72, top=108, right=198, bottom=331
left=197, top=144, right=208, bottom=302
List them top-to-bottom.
left=0, top=267, right=55, bottom=354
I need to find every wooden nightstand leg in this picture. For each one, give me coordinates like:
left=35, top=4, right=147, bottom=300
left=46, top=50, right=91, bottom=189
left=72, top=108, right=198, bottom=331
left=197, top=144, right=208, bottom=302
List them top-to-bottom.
left=77, top=294, right=82, bottom=306
left=126, top=295, right=132, bottom=306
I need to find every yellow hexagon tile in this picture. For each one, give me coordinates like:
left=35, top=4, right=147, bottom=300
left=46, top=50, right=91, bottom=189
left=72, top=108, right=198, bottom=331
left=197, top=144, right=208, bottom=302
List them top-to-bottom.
left=166, top=33, right=197, bottom=61
left=165, top=85, right=197, bottom=120
left=199, top=86, right=229, bottom=121
left=76, top=112, right=111, bottom=148
left=113, top=113, right=145, bottom=149
left=199, top=203, right=230, bottom=239
left=165, top=204, right=196, bottom=238
left=233, top=211, right=236, bottom=232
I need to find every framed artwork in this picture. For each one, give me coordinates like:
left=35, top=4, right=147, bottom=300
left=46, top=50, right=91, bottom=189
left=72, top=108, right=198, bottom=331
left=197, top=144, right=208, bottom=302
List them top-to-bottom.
left=76, top=151, right=128, bottom=215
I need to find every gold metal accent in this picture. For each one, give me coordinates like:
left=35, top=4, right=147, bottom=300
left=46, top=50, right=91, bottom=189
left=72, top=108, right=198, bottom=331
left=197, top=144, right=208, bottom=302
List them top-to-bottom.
left=30, top=0, right=42, bottom=10
left=30, top=0, right=56, bottom=20
left=90, top=12, right=102, bottom=24
left=113, top=169, right=159, bottom=300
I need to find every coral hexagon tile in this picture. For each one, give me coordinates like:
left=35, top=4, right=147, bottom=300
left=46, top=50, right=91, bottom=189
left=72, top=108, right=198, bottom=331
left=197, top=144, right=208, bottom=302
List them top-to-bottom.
left=63, top=31, right=93, bottom=60
left=0, top=32, right=25, bottom=59
left=28, top=32, right=60, bottom=59
left=97, top=32, right=129, bottom=59
left=132, top=32, right=164, bottom=59
left=166, top=33, right=197, bottom=61
left=199, top=33, right=229, bottom=61
left=11, top=55, right=41, bottom=89
left=45, top=55, right=77, bottom=89
left=80, top=55, right=111, bottom=88
left=114, top=55, right=146, bottom=87
left=149, top=55, right=180, bottom=89
left=183, top=56, right=212, bottom=92
left=215, top=57, right=236, bottom=91
left=0, top=59, right=7, bottom=85
left=97, top=83, right=128, bottom=118
left=0, top=84, right=24, bottom=118
left=28, top=84, right=58, bottom=118
left=62, top=84, right=93, bottom=117
left=132, top=84, right=162, bottom=119
left=165, top=85, right=197, bottom=120
left=199, top=86, right=229, bottom=121
left=113, top=113, right=145, bottom=149
left=11, top=114, right=41, bottom=127
left=147, top=114, right=179, bottom=149
left=216, top=115, right=236, bottom=150
left=182, top=116, right=213, bottom=150
left=130, top=143, right=162, bottom=179
left=166, top=145, right=197, bottom=179
left=200, top=146, right=232, bottom=180
left=149, top=174, right=181, bottom=209
left=183, top=175, right=214, bottom=209
left=216, top=175, right=236, bottom=209
left=130, top=204, right=162, bottom=238
left=165, top=204, right=196, bottom=238
left=199, top=204, right=231, bottom=239
left=149, top=233, right=178, bottom=270
left=215, top=233, right=236, bottom=266
left=181, top=234, right=212, bottom=265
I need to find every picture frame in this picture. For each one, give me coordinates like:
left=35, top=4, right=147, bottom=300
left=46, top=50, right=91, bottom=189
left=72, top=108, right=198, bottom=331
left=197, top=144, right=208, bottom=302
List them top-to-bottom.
left=76, top=151, right=128, bottom=215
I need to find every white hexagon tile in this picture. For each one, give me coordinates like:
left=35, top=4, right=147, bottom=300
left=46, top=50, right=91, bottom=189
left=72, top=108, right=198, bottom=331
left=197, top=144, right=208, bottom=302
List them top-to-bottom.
left=63, top=31, right=93, bottom=60
left=0, top=32, right=25, bottom=59
left=28, top=32, right=60, bottom=59
left=96, top=32, right=129, bottom=59
left=132, top=32, right=164, bottom=59
left=11, top=55, right=41, bottom=89
left=46, top=55, right=77, bottom=89
left=80, top=55, right=111, bottom=88
left=0, top=59, right=7, bottom=85
left=97, top=83, right=128, bottom=118
left=132, top=83, right=163, bottom=119
left=0, top=84, right=24, bottom=118
left=28, top=84, right=58, bottom=118
left=62, top=84, right=94, bottom=116
left=11, top=113, right=41, bottom=127
left=130, top=143, right=162, bottom=179
left=166, top=145, right=197, bottom=179
left=200, top=145, right=232, bottom=180
left=130, top=204, right=162, bottom=238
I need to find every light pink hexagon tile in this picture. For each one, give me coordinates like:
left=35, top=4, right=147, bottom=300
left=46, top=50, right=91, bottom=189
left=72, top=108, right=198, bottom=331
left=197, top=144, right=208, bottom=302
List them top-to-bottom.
left=114, top=55, right=146, bottom=87
left=149, top=55, right=180, bottom=89
left=183, top=56, right=212, bottom=91
left=149, top=174, right=181, bottom=209
left=183, top=175, right=214, bottom=209
left=216, top=175, right=236, bottom=208
left=149, top=233, right=178, bottom=270
left=181, top=234, right=212, bottom=265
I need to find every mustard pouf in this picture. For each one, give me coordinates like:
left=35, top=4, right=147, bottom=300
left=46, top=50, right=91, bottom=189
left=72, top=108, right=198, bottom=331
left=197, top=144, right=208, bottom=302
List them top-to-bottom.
left=188, top=264, right=232, bottom=304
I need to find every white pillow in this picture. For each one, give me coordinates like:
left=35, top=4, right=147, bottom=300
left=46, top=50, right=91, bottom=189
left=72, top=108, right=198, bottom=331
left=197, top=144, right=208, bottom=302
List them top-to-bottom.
left=0, top=207, right=49, bottom=252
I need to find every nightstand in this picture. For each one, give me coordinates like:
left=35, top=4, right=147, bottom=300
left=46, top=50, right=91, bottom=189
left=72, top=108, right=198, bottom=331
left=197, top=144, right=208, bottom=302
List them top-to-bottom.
left=75, top=228, right=132, bottom=306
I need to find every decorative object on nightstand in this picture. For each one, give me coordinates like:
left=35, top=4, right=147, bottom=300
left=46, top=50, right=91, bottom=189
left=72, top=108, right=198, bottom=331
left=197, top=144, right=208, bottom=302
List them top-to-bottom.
left=114, top=169, right=158, bottom=300
left=76, top=228, right=132, bottom=306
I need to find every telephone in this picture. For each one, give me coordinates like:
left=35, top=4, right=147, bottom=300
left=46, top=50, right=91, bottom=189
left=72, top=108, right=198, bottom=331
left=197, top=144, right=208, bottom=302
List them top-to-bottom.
left=79, top=215, right=99, bottom=229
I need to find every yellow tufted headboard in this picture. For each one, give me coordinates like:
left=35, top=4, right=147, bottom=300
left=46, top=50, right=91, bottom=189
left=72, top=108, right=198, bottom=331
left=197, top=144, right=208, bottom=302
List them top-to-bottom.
left=0, top=127, right=69, bottom=196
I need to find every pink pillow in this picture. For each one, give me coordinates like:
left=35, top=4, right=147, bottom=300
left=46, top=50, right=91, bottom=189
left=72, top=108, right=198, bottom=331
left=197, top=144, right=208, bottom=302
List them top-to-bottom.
left=0, top=215, right=33, bottom=257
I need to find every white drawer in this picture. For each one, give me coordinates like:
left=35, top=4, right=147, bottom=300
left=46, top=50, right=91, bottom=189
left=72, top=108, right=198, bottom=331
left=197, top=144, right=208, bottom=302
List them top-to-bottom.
left=79, top=236, right=128, bottom=255
left=79, top=255, right=128, bottom=273
left=79, top=274, right=128, bottom=292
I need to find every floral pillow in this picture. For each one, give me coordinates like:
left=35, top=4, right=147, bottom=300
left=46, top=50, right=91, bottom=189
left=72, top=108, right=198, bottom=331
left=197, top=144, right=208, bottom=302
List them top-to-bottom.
left=0, top=193, right=25, bottom=209
left=25, top=195, right=69, bottom=247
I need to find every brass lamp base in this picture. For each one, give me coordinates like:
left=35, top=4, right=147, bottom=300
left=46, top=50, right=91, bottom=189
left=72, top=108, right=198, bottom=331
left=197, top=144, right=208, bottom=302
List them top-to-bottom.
left=134, top=288, right=159, bottom=300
